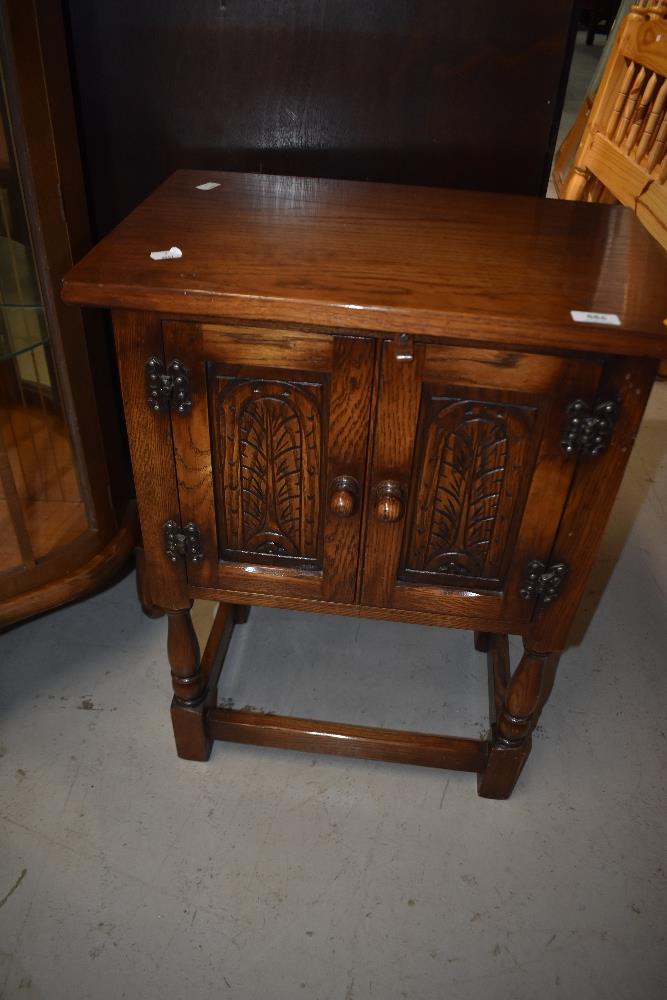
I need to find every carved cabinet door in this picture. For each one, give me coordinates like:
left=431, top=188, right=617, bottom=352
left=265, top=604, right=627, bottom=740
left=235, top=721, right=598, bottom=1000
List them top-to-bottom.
left=163, top=322, right=374, bottom=603
left=361, top=342, right=604, bottom=623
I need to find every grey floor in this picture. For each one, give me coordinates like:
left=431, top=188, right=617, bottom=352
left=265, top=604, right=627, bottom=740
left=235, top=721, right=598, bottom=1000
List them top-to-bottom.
left=2, top=32, right=667, bottom=1000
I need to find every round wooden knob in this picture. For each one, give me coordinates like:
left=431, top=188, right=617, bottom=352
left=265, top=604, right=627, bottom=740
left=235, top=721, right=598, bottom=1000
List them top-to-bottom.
left=329, top=476, right=359, bottom=518
left=374, top=481, right=404, bottom=523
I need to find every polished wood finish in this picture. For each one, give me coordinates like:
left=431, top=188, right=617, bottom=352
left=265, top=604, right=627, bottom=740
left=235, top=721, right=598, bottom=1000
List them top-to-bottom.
left=62, top=171, right=667, bottom=359
left=63, top=171, right=667, bottom=798
left=112, top=311, right=188, bottom=612
left=163, top=320, right=375, bottom=604
left=361, top=341, right=601, bottom=621
left=530, top=356, right=657, bottom=650
left=329, top=477, right=360, bottom=519
left=373, top=481, right=404, bottom=525
left=0, top=503, right=137, bottom=629
left=135, top=544, right=165, bottom=620
left=188, top=586, right=524, bottom=635
left=170, top=601, right=236, bottom=761
left=168, top=607, right=202, bottom=705
left=477, top=632, right=533, bottom=800
left=484, top=633, right=512, bottom=727
left=479, top=642, right=558, bottom=799
left=207, top=709, right=489, bottom=774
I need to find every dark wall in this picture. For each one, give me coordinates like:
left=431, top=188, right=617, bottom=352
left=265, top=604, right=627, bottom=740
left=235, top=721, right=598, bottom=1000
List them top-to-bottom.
left=66, top=0, right=577, bottom=237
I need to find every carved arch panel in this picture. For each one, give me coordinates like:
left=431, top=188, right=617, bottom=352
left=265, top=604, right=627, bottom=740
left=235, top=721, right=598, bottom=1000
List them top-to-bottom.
left=210, top=370, right=327, bottom=570
left=401, top=392, right=538, bottom=590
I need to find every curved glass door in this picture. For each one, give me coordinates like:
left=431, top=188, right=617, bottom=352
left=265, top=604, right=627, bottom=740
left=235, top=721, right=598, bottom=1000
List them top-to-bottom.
left=0, top=72, right=86, bottom=576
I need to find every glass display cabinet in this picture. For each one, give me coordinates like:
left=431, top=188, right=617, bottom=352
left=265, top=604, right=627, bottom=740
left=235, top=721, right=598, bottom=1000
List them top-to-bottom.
left=0, top=0, right=134, bottom=628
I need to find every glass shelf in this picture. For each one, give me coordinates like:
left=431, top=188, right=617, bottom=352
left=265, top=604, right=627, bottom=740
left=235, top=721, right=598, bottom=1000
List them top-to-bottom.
left=0, top=234, right=48, bottom=361
left=0, top=235, right=43, bottom=305
left=0, top=303, right=48, bottom=361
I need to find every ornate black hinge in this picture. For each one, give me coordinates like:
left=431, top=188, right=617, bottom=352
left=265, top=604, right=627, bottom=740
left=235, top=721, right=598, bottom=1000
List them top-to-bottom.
left=145, top=357, right=192, bottom=414
left=561, top=398, right=618, bottom=457
left=164, top=520, right=203, bottom=564
left=520, top=559, right=567, bottom=604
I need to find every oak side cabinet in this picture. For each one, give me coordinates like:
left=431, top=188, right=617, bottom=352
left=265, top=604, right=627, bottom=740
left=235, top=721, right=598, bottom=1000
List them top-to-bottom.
left=63, top=171, right=667, bottom=799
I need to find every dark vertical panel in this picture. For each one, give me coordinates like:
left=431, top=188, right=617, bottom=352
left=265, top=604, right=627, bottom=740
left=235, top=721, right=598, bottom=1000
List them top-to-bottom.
left=65, top=0, right=576, bottom=237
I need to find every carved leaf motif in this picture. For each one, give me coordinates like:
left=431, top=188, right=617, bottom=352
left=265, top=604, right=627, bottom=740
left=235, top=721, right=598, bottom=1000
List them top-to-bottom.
left=213, top=375, right=323, bottom=565
left=239, top=394, right=303, bottom=555
left=403, top=396, right=535, bottom=586
left=238, top=402, right=269, bottom=536
left=426, top=416, right=507, bottom=576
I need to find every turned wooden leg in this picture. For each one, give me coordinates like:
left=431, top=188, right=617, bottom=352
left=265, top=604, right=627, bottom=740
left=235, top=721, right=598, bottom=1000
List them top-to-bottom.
left=168, top=606, right=212, bottom=761
left=478, top=641, right=555, bottom=799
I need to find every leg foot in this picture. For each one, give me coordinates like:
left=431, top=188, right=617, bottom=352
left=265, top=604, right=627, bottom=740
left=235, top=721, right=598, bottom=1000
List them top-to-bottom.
left=234, top=604, right=251, bottom=624
left=478, top=641, right=555, bottom=799
left=170, top=698, right=213, bottom=761
left=478, top=739, right=531, bottom=799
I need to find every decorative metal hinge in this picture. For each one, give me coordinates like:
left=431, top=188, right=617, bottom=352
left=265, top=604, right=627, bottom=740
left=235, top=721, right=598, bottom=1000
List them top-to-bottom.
left=145, top=357, right=192, bottom=414
left=561, top=398, right=618, bottom=457
left=164, top=520, right=203, bottom=564
left=520, top=559, right=567, bottom=604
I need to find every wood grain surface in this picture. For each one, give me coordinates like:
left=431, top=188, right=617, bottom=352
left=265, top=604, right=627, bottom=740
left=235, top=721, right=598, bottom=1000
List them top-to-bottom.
left=73, top=168, right=665, bottom=798
left=63, top=170, right=667, bottom=358
left=112, top=311, right=189, bottom=611
left=166, top=321, right=374, bottom=603
left=361, top=341, right=602, bottom=623
left=528, top=355, right=658, bottom=650
left=0, top=502, right=138, bottom=629
left=187, top=584, right=523, bottom=636
left=206, top=708, right=489, bottom=773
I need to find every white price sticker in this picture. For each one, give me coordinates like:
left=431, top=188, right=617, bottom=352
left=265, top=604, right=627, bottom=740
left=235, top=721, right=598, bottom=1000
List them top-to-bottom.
left=149, top=246, right=182, bottom=261
left=570, top=310, right=621, bottom=326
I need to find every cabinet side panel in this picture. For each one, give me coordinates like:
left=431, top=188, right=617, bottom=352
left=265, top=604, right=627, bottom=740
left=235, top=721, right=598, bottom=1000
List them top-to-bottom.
left=113, top=310, right=188, bottom=610
left=162, top=322, right=218, bottom=589
left=529, top=356, right=658, bottom=651
left=499, top=357, right=602, bottom=622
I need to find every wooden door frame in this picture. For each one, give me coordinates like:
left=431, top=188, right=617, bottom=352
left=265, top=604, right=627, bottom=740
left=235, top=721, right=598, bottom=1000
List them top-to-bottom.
left=163, top=320, right=376, bottom=605
left=361, top=339, right=604, bottom=623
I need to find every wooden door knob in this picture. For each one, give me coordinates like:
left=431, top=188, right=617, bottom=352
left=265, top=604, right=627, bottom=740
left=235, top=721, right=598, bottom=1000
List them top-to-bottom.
left=329, top=476, right=360, bottom=517
left=374, top=481, right=404, bottom=523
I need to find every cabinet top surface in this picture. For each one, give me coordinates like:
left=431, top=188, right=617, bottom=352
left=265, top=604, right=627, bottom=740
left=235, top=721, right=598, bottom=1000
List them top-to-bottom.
left=63, top=169, right=667, bottom=357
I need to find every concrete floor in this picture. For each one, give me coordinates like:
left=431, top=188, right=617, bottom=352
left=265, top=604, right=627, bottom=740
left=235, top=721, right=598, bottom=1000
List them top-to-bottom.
left=2, top=31, right=666, bottom=1000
